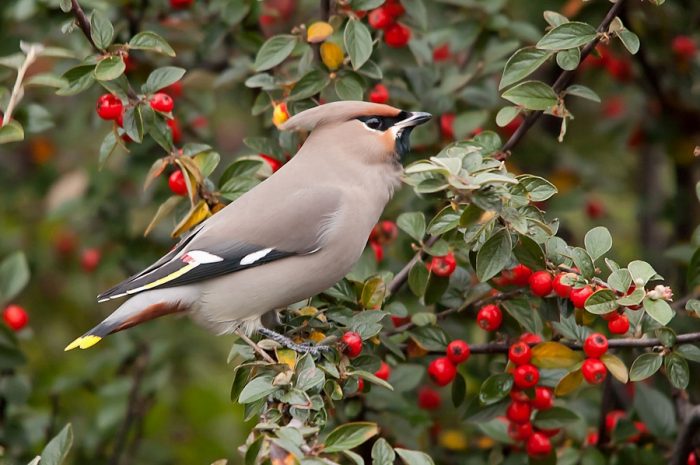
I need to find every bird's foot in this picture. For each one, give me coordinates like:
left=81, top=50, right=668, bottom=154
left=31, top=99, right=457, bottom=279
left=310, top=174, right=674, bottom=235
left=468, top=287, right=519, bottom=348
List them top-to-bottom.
left=257, top=327, right=332, bottom=356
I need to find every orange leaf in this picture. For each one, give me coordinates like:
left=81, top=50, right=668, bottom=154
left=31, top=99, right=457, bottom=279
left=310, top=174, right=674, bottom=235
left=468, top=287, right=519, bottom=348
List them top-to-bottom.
left=307, top=21, right=333, bottom=43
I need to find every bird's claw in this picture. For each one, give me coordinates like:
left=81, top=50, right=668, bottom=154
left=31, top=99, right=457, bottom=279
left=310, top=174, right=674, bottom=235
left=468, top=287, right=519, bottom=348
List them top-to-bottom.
left=257, top=327, right=332, bottom=356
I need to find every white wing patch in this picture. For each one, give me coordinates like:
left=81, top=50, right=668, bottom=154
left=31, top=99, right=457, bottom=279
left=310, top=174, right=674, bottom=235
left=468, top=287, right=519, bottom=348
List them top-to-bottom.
left=240, top=248, right=274, bottom=265
left=183, top=250, right=224, bottom=264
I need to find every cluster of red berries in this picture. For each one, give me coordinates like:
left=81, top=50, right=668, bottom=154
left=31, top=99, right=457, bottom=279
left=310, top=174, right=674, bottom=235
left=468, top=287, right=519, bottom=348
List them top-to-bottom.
left=367, top=0, right=411, bottom=48
left=581, top=45, right=632, bottom=82
left=368, top=220, right=398, bottom=263
left=426, top=251, right=457, bottom=278
left=3, top=304, right=28, bottom=331
left=582, top=333, right=608, bottom=385
left=427, top=339, right=470, bottom=386
left=505, top=341, right=555, bottom=457
left=586, top=410, right=648, bottom=445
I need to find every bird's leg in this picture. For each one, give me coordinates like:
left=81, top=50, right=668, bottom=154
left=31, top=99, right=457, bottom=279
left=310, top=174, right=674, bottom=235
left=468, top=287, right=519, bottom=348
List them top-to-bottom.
left=257, top=327, right=332, bottom=356
left=236, top=329, right=275, bottom=363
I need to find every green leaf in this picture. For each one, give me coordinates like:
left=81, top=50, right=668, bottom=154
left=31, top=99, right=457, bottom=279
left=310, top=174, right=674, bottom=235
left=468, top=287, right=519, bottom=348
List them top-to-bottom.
left=59, top=0, right=71, bottom=12
left=220, top=0, right=251, bottom=26
left=351, top=0, right=385, bottom=9
left=401, top=0, right=427, bottom=29
left=90, top=11, right=114, bottom=50
left=543, top=11, right=569, bottom=28
left=344, top=20, right=373, bottom=70
left=536, top=22, right=597, bottom=50
left=617, top=29, right=640, bottom=55
left=128, top=31, right=176, bottom=57
left=254, top=35, right=298, bottom=72
left=499, top=47, right=552, bottom=90
left=556, top=48, right=580, bottom=71
left=94, top=56, right=125, bottom=81
left=57, top=65, right=95, bottom=96
left=142, top=66, right=186, bottom=94
left=289, top=70, right=330, bottom=101
left=24, top=73, right=67, bottom=88
left=335, top=74, right=364, bottom=101
left=502, top=80, right=558, bottom=111
left=565, top=84, right=601, bottom=102
left=123, top=106, right=144, bottom=143
left=496, top=106, right=520, bottom=127
left=0, top=121, right=25, bottom=144
left=98, top=131, right=118, bottom=169
left=194, top=150, right=220, bottom=178
left=516, top=174, right=558, bottom=201
left=427, top=208, right=460, bottom=235
left=397, top=212, right=426, bottom=242
left=584, top=226, right=612, bottom=261
left=476, top=229, right=513, bottom=281
left=513, top=234, right=546, bottom=270
left=570, top=247, right=594, bottom=279
left=687, top=248, right=700, bottom=289
left=0, top=252, right=30, bottom=304
left=629, top=260, right=658, bottom=285
left=407, top=261, right=428, bottom=297
left=607, top=269, right=631, bottom=293
left=360, top=276, right=386, bottom=309
left=584, top=289, right=618, bottom=315
left=502, top=298, right=544, bottom=335
left=643, top=298, right=674, bottom=325
left=409, top=326, right=447, bottom=351
left=655, top=327, right=676, bottom=347
left=676, top=344, right=700, bottom=363
left=602, top=353, right=628, bottom=388
left=629, top=353, right=662, bottom=382
left=665, top=353, right=690, bottom=389
left=452, top=372, right=467, bottom=407
left=479, top=373, right=513, bottom=405
left=238, top=375, right=277, bottom=403
left=634, top=384, right=676, bottom=437
left=533, top=407, right=581, bottom=429
left=324, top=422, right=379, bottom=453
left=40, top=423, right=73, bottom=465
left=372, top=438, right=396, bottom=465
left=395, top=448, right=435, bottom=465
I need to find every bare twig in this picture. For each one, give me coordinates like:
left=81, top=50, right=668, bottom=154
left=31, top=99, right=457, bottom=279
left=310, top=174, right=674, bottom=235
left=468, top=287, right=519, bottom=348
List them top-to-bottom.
left=70, top=0, right=100, bottom=51
left=2, top=44, right=42, bottom=127
left=237, top=330, right=275, bottom=363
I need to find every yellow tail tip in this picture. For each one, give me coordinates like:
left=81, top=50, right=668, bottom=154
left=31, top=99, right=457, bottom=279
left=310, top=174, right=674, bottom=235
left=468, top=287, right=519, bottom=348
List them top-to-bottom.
left=64, top=335, right=102, bottom=351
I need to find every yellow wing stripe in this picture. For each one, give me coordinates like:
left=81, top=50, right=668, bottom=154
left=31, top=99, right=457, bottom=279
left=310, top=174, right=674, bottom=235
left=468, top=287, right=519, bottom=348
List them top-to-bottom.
left=127, top=263, right=198, bottom=295
left=64, top=335, right=102, bottom=351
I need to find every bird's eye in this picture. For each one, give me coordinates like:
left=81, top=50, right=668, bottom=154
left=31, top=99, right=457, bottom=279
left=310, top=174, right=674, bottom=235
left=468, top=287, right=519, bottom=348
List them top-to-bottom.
left=364, top=117, right=382, bottom=130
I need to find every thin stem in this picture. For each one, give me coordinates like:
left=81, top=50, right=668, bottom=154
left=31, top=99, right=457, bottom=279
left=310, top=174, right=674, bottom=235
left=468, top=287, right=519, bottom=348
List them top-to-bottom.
left=71, top=0, right=100, bottom=51
left=2, top=45, right=41, bottom=127
left=237, top=330, right=275, bottom=363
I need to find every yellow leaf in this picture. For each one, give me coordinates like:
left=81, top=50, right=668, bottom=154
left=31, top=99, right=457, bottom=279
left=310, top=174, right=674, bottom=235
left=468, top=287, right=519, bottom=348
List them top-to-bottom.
left=307, top=21, right=333, bottom=43
left=320, top=42, right=344, bottom=70
left=272, top=102, right=289, bottom=127
left=171, top=199, right=211, bottom=237
left=298, top=306, right=318, bottom=316
left=308, top=330, right=326, bottom=343
left=531, top=342, right=584, bottom=369
left=276, top=348, right=297, bottom=370
left=601, top=353, right=629, bottom=383
left=555, top=369, right=583, bottom=396
left=439, top=430, right=468, bottom=451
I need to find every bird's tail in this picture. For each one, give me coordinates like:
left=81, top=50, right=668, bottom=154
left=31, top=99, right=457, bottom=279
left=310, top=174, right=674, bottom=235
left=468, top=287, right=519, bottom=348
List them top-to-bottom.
left=65, top=296, right=188, bottom=351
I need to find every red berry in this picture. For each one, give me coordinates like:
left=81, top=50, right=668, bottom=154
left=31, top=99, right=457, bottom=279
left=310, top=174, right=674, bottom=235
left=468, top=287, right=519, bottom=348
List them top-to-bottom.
left=170, top=0, right=193, bottom=8
left=383, top=1, right=405, bottom=17
left=368, top=6, right=394, bottom=29
left=384, top=23, right=411, bottom=48
left=672, top=35, right=696, bottom=60
left=433, top=43, right=450, bottom=62
left=606, top=57, right=632, bottom=81
left=163, top=81, right=183, bottom=98
left=369, top=83, right=389, bottom=104
left=150, top=93, right=174, bottom=113
left=96, top=94, right=123, bottom=120
left=602, top=96, right=624, bottom=118
left=440, top=113, right=455, bottom=139
left=167, top=118, right=182, bottom=144
left=259, top=154, right=282, bottom=172
left=168, top=170, right=188, bottom=196
left=585, top=197, right=606, bottom=219
left=370, top=220, right=398, bottom=245
left=369, top=241, right=383, bottom=263
left=81, top=248, right=101, bottom=272
left=427, top=252, right=457, bottom=278
left=510, top=264, right=532, bottom=287
left=529, top=271, right=553, bottom=297
left=552, top=273, right=575, bottom=298
left=570, top=285, right=594, bottom=309
left=476, top=304, right=502, bottom=331
left=3, top=305, right=28, bottom=331
left=608, top=313, right=630, bottom=335
left=391, top=315, right=410, bottom=327
left=341, top=331, right=363, bottom=358
left=520, top=333, right=542, bottom=345
left=583, top=333, right=608, bottom=358
left=446, top=340, right=470, bottom=364
left=508, top=342, right=532, bottom=366
left=427, top=357, right=456, bottom=386
left=582, top=358, right=607, bottom=385
left=375, top=361, right=391, bottom=380
left=513, top=364, right=540, bottom=389
left=356, top=378, right=365, bottom=392
left=418, top=386, right=441, bottom=410
left=532, top=387, right=554, bottom=410
left=510, top=389, right=530, bottom=403
left=506, top=401, right=532, bottom=424
left=605, top=410, right=626, bottom=433
left=508, top=421, right=533, bottom=441
left=629, top=421, right=647, bottom=442
left=537, top=427, right=560, bottom=438
left=585, top=430, right=599, bottom=446
left=526, top=433, right=552, bottom=457
left=689, top=452, right=698, bottom=465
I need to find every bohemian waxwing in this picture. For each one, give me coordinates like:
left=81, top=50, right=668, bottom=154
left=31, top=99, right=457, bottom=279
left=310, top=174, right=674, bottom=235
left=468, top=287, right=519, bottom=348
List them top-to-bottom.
left=65, top=101, right=431, bottom=353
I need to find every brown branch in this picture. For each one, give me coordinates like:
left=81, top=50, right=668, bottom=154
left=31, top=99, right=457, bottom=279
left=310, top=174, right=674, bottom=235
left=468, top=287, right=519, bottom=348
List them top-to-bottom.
left=70, top=0, right=100, bottom=51
left=388, top=0, right=629, bottom=296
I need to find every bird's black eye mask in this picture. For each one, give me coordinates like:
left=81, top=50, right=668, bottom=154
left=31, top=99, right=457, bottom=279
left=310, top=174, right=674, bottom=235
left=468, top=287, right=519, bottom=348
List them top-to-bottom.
left=356, top=111, right=414, bottom=157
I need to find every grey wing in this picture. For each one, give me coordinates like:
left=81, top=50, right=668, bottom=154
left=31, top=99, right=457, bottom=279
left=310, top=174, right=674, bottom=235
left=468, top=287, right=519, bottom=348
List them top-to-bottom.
left=97, top=186, right=343, bottom=302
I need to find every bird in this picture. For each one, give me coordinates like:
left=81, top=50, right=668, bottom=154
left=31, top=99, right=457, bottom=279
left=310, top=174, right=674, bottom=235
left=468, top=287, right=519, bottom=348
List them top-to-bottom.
left=65, top=101, right=431, bottom=353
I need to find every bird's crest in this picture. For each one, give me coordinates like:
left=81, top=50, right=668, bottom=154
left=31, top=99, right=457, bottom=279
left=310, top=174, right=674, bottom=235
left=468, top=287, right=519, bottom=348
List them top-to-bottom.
left=279, top=101, right=401, bottom=132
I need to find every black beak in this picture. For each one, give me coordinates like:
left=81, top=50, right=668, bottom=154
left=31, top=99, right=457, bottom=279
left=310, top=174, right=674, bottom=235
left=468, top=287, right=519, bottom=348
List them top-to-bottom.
left=395, top=111, right=432, bottom=129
